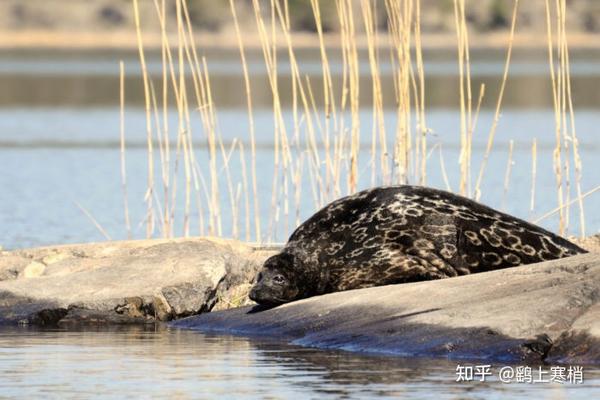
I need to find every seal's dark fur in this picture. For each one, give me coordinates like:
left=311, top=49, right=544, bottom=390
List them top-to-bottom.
left=249, top=185, right=587, bottom=305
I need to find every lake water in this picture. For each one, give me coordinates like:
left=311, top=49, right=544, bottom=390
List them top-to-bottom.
left=1, top=47, right=600, bottom=398
left=1, top=47, right=599, bottom=248
left=0, top=327, right=599, bottom=399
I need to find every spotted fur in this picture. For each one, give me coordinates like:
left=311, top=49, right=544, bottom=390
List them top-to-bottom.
left=249, top=185, right=587, bottom=305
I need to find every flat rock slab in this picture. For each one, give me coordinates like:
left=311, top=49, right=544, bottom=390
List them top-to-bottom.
left=0, top=238, right=277, bottom=325
left=173, top=252, right=600, bottom=364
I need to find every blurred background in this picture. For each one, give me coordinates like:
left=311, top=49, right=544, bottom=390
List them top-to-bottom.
left=0, top=0, right=599, bottom=249
left=3, top=0, right=600, bottom=35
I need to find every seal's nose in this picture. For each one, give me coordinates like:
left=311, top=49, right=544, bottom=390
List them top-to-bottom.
left=248, top=272, right=263, bottom=302
left=248, top=284, right=260, bottom=302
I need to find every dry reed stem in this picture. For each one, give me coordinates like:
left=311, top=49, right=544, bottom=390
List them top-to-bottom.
left=127, top=0, right=587, bottom=244
left=132, top=0, right=155, bottom=237
left=148, top=0, right=170, bottom=237
left=152, top=0, right=185, bottom=237
left=152, top=0, right=191, bottom=237
left=159, top=0, right=171, bottom=237
left=175, top=0, right=192, bottom=237
left=179, top=0, right=223, bottom=236
left=230, top=0, right=261, bottom=241
left=251, top=0, right=292, bottom=241
left=273, top=0, right=322, bottom=206
left=310, top=0, right=337, bottom=200
left=338, top=0, right=360, bottom=193
left=361, top=0, right=387, bottom=187
left=385, top=0, right=413, bottom=185
left=414, top=0, right=427, bottom=186
left=453, top=0, right=470, bottom=196
left=474, top=0, right=518, bottom=201
left=542, top=0, right=583, bottom=236
left=545, top=0, right=565, bottom=235
left=558, top=0, right=571, bottom=234
left=559, top=0, right=585, bottom=236
left=565, top=55, right=586, bottom=237
left=200, top=58, right=224, bottom=236
left=119, top=61, right=132, bottom=239
left=305, top=75, right=326, bottom=207
left=148, top=81, right=168, bottom=236
left=469, top=83, right=486, bottom=188
left=218, top=137, right=239, bottom=239
left=530, top=138, right=537, bottom=215
left=502, top=140, right=515, bottom=211
left=238, top=141, right=251, bottom=242
left=438, top=145, right=452, bottom=192
left=294, top=152, right=305, bottom=228
left=534, top=185, right=600, bottom=224
left=75, top=201, right=112, bottom=241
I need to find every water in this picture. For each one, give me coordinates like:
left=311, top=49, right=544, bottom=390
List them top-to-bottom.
left=1, top=48, right=600, bottom=397
left=1, top=48, right=600, bottom=248
left=1, top=107, right=599, bottom=248
left=0, top=327, right=598, bottom=399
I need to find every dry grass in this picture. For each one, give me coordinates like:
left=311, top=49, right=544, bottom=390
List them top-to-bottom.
left=120, top=0, right=590, bottom=243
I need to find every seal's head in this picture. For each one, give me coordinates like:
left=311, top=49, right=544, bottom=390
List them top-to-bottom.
left=249, top=253, right=301, bottom=306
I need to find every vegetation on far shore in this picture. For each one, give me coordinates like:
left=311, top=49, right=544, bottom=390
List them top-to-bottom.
left=6, top=0, right=600, bottom=36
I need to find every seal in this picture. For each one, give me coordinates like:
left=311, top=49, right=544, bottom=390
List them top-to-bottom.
left=249, top=185, right=587, bottom=306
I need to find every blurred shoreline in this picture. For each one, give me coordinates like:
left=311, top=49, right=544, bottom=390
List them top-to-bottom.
left=1, top=30, right=600, bottom=51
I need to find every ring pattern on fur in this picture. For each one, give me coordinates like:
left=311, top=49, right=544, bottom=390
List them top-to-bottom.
left=249, top=185, right=587, bottom=305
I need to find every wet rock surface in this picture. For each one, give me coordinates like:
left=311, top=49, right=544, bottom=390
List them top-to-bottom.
left=0, top=238, right=278, bottom=325
left=173, top=251, right=600, bottom=364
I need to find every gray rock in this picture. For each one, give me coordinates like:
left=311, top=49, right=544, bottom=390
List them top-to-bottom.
left=573, top=233, right=600, bottom=253
left=4, top=234, right=600, bottom=364
left=0, top=238, right=277, bottom=325
left=173, top=252, right=600, bottom=364
left=0, top=254, right=34, bottom=281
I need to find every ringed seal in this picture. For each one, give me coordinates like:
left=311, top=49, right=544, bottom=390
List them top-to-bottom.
left=249, top=185, right=587, bottom=306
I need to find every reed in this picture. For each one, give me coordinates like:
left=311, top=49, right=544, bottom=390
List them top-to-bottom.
left=121, top=0, right=590, bottom=244
left=132, top=0, right=155, bottom=237
left=229, top=0, right=261, bottom=241
left=361, top=0, right=386, bottom=187
left=385, top=0, right=413, bottom=185
left=413, top=0, right=427, bottom=186
left=453, top=0, right=472, bottom=197
left=474, top=0, right=519, bottom=201
left=544, top=0, right=586, bottom=237
left=119, top=61, right=132, bottom=239
left=530, top=138, right=537, bottom=217
left=502, top=140, right=515, bottom=211
left=75, top=201, right=112, bottom=241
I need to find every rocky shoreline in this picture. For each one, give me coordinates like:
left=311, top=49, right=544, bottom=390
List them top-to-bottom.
left=1, top=235, right=599, bottom=364
left=0, top=238, right=278, bottom=325
left=174, top=248, right=600, bottom=365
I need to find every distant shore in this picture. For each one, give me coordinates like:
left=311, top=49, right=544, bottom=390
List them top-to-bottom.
left=1, top=30, right=600, bottom=51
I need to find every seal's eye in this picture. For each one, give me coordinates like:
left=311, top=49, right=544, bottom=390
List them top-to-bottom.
left=272, top=274, right=286, bottom=285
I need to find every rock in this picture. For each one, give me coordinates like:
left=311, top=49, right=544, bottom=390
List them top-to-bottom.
left=573, top=233, right=600, bottom=253
left=4, top=234, right=600, bottom=364
left=0, top=238, right=278, bottom=325
left=172, top=252, right=600, bottom=364
left=0, top=254, right=31, bottom=281
left=22, top=261, right=46, bottom=278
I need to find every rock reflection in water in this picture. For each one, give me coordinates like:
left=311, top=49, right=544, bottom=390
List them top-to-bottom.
left=1, top=326, right=598, bottom=399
